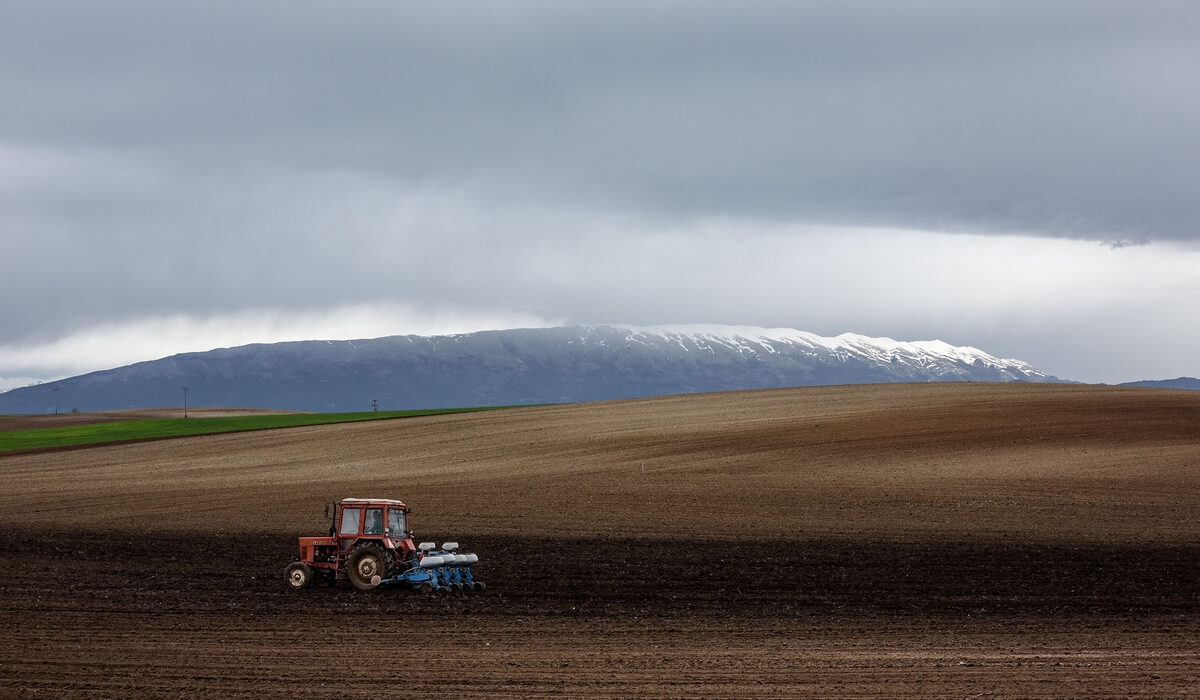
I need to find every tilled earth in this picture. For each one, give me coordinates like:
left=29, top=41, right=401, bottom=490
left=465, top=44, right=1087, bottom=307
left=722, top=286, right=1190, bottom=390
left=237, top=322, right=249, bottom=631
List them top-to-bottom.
left=4, top=384, right=1200, bottom=696
left=3, top=529, right=1198, bottom=697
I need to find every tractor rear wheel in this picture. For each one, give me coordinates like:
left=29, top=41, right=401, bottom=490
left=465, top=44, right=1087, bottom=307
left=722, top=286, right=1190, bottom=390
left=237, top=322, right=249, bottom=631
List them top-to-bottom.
left=347, top=542, right=393, bottom=592
left=285, top=561, right=313, bottom=590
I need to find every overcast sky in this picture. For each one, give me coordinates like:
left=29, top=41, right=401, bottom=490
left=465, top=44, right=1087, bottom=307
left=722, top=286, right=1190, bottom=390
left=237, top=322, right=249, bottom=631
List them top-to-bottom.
left=2, top=0, right=1198, bottom=390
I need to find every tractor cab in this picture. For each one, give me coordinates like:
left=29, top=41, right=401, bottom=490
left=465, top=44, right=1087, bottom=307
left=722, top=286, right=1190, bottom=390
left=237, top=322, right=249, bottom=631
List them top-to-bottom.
left=329, top=498, right=414, bottom=557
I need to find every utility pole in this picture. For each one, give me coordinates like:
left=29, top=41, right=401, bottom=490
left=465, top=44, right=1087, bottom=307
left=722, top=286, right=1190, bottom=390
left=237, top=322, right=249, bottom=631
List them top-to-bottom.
left=54, top=387, right=59, bottom=415
left=182, top=387, right=189, bottom=418
left=371, top=399, right=378, bottom=412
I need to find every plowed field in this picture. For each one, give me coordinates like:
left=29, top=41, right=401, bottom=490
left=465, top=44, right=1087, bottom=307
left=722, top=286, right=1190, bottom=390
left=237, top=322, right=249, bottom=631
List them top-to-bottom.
left=3, top=383, right=1199, bottom=697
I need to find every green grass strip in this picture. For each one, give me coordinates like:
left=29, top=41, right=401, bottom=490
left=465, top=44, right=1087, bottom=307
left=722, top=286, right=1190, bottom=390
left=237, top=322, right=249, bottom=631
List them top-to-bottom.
left=0, top=407, right=508, bottom=452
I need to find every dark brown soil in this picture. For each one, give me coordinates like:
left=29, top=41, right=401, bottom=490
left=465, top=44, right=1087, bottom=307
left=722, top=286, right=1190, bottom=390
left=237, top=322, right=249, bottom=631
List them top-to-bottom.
left=3, top=383, right=1199, bottom=696
left=2, top=529, right=1198, bottom=697
left=7, top=530, right=1199, bottom=619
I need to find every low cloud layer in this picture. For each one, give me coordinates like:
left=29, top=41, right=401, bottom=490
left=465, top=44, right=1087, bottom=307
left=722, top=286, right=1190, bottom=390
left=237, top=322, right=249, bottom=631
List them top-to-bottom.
left=2, top=1, right=1198, bottom=390
left=2, top=217, right=1196, bottom=388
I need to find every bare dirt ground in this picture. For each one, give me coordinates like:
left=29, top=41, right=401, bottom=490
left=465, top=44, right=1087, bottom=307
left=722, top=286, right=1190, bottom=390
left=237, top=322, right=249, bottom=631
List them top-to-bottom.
left=2, top=383, right=1198, bottom=697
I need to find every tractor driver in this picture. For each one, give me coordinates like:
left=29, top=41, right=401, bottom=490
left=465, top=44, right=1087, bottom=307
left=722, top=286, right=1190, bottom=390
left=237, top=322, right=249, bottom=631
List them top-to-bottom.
left=364, top=508, right=383, bottom=535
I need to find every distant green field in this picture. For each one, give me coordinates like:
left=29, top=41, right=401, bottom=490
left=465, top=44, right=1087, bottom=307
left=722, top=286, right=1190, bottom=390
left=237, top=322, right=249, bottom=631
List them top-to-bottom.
left=0, top=407, right=507, bottom=452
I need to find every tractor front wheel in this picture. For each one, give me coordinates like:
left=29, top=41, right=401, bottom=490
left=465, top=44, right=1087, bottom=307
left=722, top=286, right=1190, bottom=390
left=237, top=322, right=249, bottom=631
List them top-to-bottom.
left=347, top=543, right=392, bottom=592
left=285, top=561, right=313, bottom=590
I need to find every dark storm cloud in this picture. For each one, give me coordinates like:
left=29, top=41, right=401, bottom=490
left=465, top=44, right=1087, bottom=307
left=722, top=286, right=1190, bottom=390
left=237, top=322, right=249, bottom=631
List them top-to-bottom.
left=1, top=0, right=1198, bottom=365
left=6, top=0, right=1198, bottom=233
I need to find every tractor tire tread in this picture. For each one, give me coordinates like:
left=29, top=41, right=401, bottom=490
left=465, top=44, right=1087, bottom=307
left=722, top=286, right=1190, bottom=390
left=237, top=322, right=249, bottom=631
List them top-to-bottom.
left=346, top=542, right=393, bottom=592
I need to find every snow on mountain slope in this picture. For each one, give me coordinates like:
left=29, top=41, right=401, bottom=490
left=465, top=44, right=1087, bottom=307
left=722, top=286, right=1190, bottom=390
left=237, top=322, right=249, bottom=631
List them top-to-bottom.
left=611, top=324, right=1047, bottom=378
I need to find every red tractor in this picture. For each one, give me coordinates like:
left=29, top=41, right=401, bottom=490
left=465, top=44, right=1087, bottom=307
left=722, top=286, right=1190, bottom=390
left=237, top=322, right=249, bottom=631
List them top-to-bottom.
left=284, top=497, right=483, bottom=593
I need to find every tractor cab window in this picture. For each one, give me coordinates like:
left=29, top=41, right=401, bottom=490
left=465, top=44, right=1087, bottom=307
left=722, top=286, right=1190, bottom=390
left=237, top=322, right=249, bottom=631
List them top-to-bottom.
left=339, top=507, right=361, bottom=535
left=364, top=508, right=383, bottom=535
left=387, top=508, right=406, bottom=537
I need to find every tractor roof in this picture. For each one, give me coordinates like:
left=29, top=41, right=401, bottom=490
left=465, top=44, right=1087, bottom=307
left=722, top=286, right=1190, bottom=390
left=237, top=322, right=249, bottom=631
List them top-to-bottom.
left=340, top=497, right=407, bottom=507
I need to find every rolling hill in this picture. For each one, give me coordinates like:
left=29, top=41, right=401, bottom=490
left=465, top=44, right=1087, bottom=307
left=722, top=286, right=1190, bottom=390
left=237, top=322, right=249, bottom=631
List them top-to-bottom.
left=3, top=382, right=1198, bottom=696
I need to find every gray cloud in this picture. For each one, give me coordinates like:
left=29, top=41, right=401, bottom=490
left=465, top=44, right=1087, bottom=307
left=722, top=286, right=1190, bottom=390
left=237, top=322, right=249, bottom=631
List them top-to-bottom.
left=2, top=1, right=1198, bottom=382
left=6, top=1, right=1197, bottom=232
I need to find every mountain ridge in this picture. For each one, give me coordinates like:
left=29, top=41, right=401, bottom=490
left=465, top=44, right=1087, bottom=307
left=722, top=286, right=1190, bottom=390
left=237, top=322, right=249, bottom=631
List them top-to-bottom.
left=0, top=324, right=1061, bottom=413
left=1118, top=377, right=1200, bottom=391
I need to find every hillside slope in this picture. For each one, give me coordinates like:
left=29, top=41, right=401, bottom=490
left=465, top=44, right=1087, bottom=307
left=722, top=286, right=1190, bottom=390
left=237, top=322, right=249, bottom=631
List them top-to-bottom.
left=0, top=324, right=1058, bottom=412
left=4, top=382, right=1198, bottom=697
left=5, top=382, right=1194, bottom=541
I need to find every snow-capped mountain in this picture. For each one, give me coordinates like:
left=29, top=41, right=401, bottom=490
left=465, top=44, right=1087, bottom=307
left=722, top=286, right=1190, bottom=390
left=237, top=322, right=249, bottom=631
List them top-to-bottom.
left=0, top=324, right=1058, bottom=413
